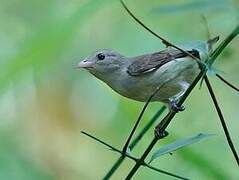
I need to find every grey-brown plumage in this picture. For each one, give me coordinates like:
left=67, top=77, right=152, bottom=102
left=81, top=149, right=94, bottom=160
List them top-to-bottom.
left=77, top=39, right=218, bottom=110
left=127, top=49, right=200, bottom=76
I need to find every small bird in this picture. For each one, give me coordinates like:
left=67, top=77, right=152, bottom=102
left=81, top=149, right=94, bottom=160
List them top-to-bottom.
left=77, top=38, right=218, bottom=112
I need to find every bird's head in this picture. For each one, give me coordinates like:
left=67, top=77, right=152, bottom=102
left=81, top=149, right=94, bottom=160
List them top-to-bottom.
left=77, top=49, right=128, bottom=81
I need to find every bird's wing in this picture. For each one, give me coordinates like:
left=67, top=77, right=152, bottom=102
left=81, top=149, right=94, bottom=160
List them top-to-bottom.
left=127, top=49, right=199, bottom=76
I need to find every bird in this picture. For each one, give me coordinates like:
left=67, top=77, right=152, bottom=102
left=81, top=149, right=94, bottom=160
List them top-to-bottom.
left=77, top=38, right=218, bottom=112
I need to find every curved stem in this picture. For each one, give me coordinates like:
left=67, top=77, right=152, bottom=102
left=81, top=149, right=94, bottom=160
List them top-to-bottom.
left=106, top=1, right=239, bottom=179
left=125, top=70, right=205, bottom=179
left=216, top=73, right=239, bottom=92
left=204, top=76, right=239, bottom=166
left=122, top=86, right=163, bottom=154
left=103, top=107, right=166, bottom=179
left=126, top=137, right=158, bottom=180
left=143, top=162, right=190, bottom=180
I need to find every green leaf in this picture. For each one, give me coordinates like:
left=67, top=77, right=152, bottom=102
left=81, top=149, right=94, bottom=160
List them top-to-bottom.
left=149, top=133, right=214, bottom=164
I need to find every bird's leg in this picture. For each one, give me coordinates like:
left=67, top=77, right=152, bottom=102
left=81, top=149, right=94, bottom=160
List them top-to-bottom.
left=168, top=82, right=188, bottom=113
left=154, top=100, right=185, bottom=139
left=154, top=112, right=170, bottom=139
left=154, top=128, right=169, bottom=139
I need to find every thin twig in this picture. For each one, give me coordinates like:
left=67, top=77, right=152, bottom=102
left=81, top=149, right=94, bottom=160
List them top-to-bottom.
left=119, top=0, right=204, bottom=66
left=103, top=1, right=239, bottom=179
left=119, top=1, right=239, bottom=178
left=201, top=15, right=239, bottom=93
left=125, top=24, right=239, bottom=177
left=209, top=24, right=239, bottom=66
left=126, top=68, right=206, bottom=178
left=126, top=70, right=205, bottom=179
left=216, top=73, right=239, bottom=92
left=204, top=76, right=239, bottom=165
left=122, top=85, right=163, bottom=154
left=103, top=106, right=166, bottom=179
left=129, top=106, right=167, bottom=149
left=81, top=131, right=187, bottom=179
left=81, top=131, right=137, bottom=161
left=126, top=136, right=159, bottom=179
left=143, top=163, right=190, bottom=180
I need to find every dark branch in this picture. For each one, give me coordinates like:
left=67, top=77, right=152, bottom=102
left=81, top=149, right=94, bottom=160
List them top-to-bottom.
left=119, top=0, right=204, bottom=66
left=120, top=0, right=239, bottom=176
left=104, top=1, right=239, bottom=179
left=201, top=15, right=239, bottom=93
left=216, top=73, right=239, bottom=92
left=204, top=76, right=239, bottom=165
left=122, top=85, right=163, bottom=154
left=103, top=106, right=166, bottom=179
left=81, top=131, right=187, bottom=179
left=81, top=131, right=137, bottom=161
left=143, top=163, right=190, bottom=180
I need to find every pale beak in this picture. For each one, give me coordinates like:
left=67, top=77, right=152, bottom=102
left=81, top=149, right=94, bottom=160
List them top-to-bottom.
left=76, top=60, right=94, bottom=68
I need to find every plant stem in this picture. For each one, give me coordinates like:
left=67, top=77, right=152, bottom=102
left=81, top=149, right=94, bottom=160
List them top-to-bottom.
left=120, top=0, right=203, bottom=65
left=106, top=1, right=239, bottom=177
left=125, top=23, right=239, bottom=176
left=209, top=24, right=239, bottom=67
left=125, top=26, right=239, bottom=174
left=125, top=70, right=205, bottom=179
left=216, top=73, right=239, bottom=92
left=204, top=76, right=239, bottom=165
left=122, top=86, right=164, bottom=154
left=103, top=106, right=166, bottom=179
left=129, top=106, right=167, bottom=150
left=82, top=129, right=188, bottom=180
left=81, top=131, right=138, bottom=161
left=126, top=137, right=158, bottom=180
left=103, top=156, right=124, bottom=180
left=143, top=163, right=189, bottom=180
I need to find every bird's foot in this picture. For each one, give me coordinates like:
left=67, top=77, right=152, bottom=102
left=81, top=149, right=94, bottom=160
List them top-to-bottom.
left=169, top=100, right=185, bottom=113
left=154, top=128, right=169, bottom=139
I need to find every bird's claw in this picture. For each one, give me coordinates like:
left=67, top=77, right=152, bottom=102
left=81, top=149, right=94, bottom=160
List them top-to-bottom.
left=170, top=101, right=185, bottom=113
left=154, top=129, right=169, bottom=139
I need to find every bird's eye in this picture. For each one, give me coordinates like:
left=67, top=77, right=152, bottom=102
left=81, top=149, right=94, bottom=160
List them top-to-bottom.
left=97, top=53, right=105, bottom=60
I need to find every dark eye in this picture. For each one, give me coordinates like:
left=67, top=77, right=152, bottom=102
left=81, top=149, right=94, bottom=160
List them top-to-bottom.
left=97, top=53, right=105, bottom=60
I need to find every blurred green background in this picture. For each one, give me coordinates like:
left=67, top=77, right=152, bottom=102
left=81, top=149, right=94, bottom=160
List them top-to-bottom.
left=0, top=0, right=238, bottom=179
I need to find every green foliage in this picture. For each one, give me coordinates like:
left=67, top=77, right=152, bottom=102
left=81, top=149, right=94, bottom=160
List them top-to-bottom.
left=0, top=0, right=238, bottom=179
left=149, top=133, right=214, bottom=164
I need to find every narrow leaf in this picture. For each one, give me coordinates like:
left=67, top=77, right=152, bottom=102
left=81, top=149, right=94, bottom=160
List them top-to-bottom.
left=81, top=131, right=137, bottom=161
left=81, top=131, right=189, bottom=179
left=149, top=133, right=214, bottom=163
left=144, top=163, right=190, bottom=180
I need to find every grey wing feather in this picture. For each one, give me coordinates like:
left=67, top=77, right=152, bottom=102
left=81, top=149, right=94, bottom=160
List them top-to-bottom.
left=127, top=49, right=199, bottom=76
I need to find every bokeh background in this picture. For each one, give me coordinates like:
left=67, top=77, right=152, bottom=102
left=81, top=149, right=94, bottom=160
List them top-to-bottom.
left=0, top=0, right=238, bottom=179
